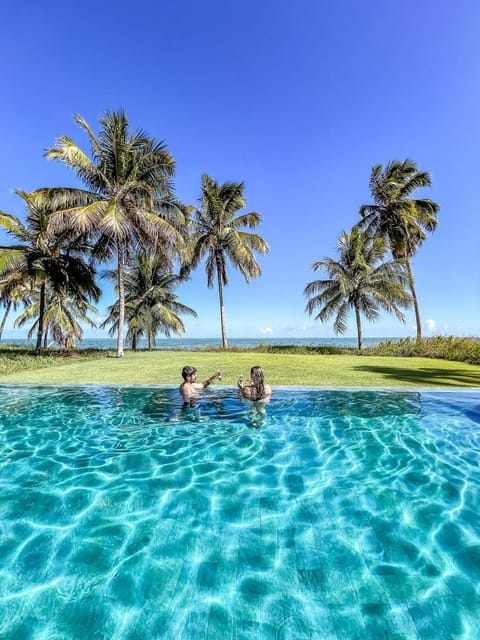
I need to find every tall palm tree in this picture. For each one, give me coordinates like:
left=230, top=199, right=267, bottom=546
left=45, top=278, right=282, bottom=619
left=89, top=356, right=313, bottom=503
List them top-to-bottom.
left=42, top=110, right=186, bottom=357
left=358, top=159, right=440, bottom=340
left=185, top=173, right=269, bottom=349
left=0, top=190, right=100, bottom=351
left=304, top=227, right=411, bottom=350
left=101, top=254, right=196, bottom=350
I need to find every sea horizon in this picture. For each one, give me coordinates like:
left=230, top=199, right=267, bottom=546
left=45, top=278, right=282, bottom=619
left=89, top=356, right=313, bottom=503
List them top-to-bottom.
left=0, top=336, right=402, bottom=350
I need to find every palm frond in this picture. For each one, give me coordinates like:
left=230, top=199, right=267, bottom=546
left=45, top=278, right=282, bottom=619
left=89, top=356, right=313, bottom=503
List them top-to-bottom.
left=0, top=212, right=29, bottom=240
left=231, top=212, right=262, bottom=229
left=305, top=226, right=411, bottom=338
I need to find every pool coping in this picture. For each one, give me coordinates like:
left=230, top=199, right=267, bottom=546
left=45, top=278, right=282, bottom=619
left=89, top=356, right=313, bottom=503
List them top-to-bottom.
left=1, top=383, right=480, bottom=393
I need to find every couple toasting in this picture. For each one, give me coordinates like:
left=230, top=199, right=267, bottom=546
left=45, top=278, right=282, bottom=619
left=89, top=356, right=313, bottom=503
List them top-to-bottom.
left=180, top=365, right=272, bottom=403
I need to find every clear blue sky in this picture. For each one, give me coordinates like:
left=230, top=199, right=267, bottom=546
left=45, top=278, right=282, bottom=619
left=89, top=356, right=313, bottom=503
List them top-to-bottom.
left=1, top=0, right=479, bottom=339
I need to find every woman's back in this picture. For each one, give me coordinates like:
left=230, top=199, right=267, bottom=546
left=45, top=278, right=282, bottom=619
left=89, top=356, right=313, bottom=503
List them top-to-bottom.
left=238, top=366, right=271, bottom=401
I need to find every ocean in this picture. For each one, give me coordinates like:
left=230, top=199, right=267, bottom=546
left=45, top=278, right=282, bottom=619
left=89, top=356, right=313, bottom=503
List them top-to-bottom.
left=0, top=336, right=398, bottom=350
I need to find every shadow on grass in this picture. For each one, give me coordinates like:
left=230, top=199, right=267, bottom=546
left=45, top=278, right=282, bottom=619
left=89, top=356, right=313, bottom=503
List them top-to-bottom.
left=353, top=364, right=480, bottom=387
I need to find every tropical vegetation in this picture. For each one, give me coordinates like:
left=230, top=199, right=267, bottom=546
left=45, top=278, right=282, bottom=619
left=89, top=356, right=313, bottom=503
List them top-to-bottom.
left=0, top=108, right=451, bottom=353
left=41, top=110, right=187, bottom=357
left=357, top=159, right=440, bottom=340
left=183, top=174, right=269, bottom=349
left=0, top=190, right=100, bottom=351
left=304, top=227, right=411, bottom=350
left=101, top=253, right=196, bottom=350
left=0, top=280, right=31, bottom=341
left=14, top=289, right=98, bottom=350
left=364, top=335, right=480, bottom=364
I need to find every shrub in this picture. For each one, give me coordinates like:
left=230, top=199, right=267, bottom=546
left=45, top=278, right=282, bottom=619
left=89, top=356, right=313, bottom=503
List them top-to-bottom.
left=364, top=336, right=480, bottom=364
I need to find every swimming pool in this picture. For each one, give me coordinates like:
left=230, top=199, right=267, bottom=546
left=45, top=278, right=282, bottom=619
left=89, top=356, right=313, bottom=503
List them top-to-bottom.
left=0, top=385, right=479, bottom=639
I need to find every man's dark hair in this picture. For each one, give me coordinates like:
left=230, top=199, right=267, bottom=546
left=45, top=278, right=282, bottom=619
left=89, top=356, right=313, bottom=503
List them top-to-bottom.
left=182, top=366, right=197, bottom=380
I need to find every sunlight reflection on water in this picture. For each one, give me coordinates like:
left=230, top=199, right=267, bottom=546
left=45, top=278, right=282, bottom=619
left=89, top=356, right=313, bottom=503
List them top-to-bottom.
left=0, top=385, right=479, bottom=639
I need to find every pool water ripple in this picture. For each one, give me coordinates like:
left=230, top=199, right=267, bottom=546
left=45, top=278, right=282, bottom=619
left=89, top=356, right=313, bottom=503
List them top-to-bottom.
left=1, top=386, right=480, bottom=638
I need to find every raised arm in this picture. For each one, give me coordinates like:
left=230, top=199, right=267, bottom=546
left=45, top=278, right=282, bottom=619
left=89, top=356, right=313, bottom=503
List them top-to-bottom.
left=202, top=371, right=221, bottom=388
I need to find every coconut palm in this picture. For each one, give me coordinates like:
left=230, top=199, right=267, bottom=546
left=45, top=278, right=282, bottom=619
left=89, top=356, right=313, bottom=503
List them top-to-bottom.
left=42, top=110, right=186, bottom=357
left=358, top=159, right=440, bottom=340
left=185, top=173, right=269, bottom=349
left=0, top=190, right=100, bottom=350
left=304, top=227, right=411, bottom=350
left=101, top=254, right=196, bottom=350
left=0, top=280, right=32, bottom=341
left=15, top=287, right=98, bottom=349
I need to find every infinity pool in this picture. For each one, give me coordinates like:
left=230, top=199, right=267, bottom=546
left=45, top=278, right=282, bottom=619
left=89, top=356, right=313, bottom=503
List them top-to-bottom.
left=0, top=385, right=479, bottom=639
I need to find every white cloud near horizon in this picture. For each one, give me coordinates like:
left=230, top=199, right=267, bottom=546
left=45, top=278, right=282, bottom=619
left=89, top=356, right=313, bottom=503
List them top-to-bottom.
left=425, top=319, right=436, bottom=332
left=283, top=324, right=316, bottom=333
left=259, top=327, right=273, bottom=335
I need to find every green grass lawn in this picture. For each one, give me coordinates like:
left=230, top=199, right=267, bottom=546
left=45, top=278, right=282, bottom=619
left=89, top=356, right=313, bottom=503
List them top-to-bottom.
left=1, top=350, right=479, bottom=387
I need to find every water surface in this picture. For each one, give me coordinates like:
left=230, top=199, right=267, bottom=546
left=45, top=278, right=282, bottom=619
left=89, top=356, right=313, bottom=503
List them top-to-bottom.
left=0, top=386, right=479, bottom=639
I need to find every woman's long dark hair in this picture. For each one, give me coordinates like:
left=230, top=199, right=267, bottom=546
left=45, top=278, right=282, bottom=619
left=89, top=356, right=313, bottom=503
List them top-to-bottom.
left=250, top=366, right=265, bottom=400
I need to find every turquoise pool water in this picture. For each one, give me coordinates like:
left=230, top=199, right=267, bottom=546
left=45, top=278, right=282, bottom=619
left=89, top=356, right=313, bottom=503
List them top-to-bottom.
left=0, top=385, right=479, bottom=639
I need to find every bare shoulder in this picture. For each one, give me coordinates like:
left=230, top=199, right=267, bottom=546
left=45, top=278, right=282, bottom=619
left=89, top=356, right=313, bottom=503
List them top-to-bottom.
left=180, top=382, right=194, bottom=399
left=264, top=384, right=272, bottom=396
left=240, top=385, right=254, bottom=398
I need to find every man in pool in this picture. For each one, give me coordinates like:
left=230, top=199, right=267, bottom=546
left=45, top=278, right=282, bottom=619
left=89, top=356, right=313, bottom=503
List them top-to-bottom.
left=179, top=366, right=221, bottom=403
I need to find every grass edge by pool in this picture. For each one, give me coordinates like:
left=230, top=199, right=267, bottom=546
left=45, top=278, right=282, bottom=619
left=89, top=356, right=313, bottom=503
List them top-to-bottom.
left=1, top=351, right=479, bottom=387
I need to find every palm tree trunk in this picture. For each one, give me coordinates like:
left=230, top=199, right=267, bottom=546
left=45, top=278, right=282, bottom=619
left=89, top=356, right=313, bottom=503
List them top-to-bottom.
left=116, top=243, right=125, bottom=357
left=406, top=258, right=422, bottom=340
left=216, top=261, right=228, bottom=349
left=35, top=282, right=46, bottom=352
left=0, top=300, right=12, bottom=341
left=355, top=303, right=362, bottom=351
left=43, top=326, right=48, bottom=349
left=148, top=330, right=153, bottom=351
left=132, top=333, right=137, bottom=351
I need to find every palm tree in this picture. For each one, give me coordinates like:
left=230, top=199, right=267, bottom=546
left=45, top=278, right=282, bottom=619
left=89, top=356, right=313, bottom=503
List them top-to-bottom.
left=42, top=110, right=186, bottom=357
left=358, top=159, right=440, bottom=340
left=185, top=173, right=269, bottom=349
left=0, top=190, right=100, bottom=351
left=304, top=227, right=411, bottom=350
left=101, top=254, right=196, bottom=350
left=0, top=280, right=32, bottom=341
left=15, top=287, right=98, bottom=349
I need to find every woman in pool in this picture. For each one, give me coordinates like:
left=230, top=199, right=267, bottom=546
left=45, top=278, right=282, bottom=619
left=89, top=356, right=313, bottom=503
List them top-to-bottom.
left=238, top=366, right=272, bottom=401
